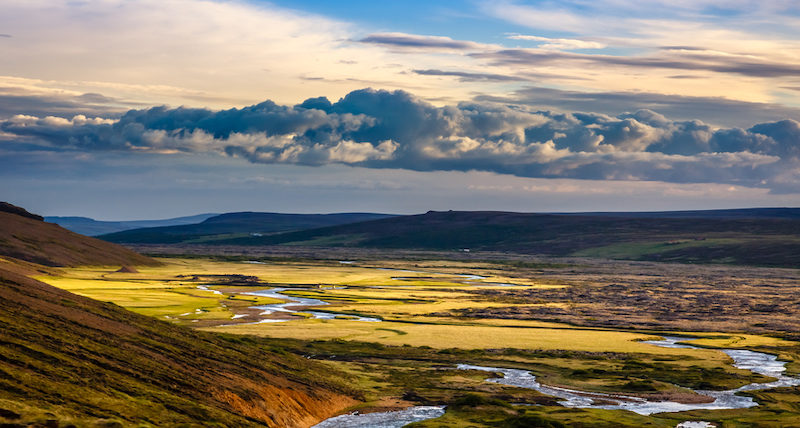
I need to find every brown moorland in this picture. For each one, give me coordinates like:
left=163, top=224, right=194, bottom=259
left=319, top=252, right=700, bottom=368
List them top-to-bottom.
left=0, top=204, right=158, bottom=267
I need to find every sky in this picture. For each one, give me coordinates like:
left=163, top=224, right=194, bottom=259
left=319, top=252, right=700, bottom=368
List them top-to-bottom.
left=1, top=0, right=799, bottom=219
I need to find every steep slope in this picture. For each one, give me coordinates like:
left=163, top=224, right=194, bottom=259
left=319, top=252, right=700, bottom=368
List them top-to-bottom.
left=0, top=202, right=44, bottom=221
left=0, top=207, right=158, bottom=267
left=218, top=210, right=800, bottom=267
left=99, top=212, right=395, bottom=244
left=45, top=213, right=218, bottom=236
left=0, top=264, right=357, bottom=427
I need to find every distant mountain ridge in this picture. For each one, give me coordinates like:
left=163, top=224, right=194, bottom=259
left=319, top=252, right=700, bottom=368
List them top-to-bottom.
left=205, top=209, right=800, bottom=268
left=100, top=211, right=396, bottom=244
left=45, top=213, right=219, bottom=236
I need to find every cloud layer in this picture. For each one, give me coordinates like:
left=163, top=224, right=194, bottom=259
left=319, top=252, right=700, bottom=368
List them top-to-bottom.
left=3, top=89, right=799, bottom=192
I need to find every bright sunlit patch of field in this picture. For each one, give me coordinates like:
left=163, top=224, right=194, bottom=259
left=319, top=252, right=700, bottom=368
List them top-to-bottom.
left=35, top=257, right=499, bottom=322
left=36, top=257, right=797, bottom=378
left=37, top=257, right=551, bottom=322
left=36, top=277, right=185, bottom=290
left=281, top=286, right=545, bottom=316
left=70, top=287, right=225, bottom=318
left=204, top=317, right=727, bottom=360
left=686, top=334, right=797, bottom=349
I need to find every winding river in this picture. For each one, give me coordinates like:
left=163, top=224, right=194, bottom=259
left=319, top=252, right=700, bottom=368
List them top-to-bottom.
left=228, top=261, right=522, bottom=324
left=229, top=288, right=381, bottom=324
left=312, top=336, right=799, bottom=427
left=460, top=336, right=800, bottom=416
left=311, top=406, right=446, bottom=428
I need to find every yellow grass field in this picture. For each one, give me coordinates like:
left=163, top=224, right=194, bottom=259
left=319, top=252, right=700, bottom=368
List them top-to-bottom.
left=36, top=257, right=797, bottom=370
left=206, top=317, right=728, bottom=359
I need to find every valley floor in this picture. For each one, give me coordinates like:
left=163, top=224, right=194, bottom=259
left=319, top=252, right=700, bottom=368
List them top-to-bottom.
left=31, top=251, right=800, bottom=427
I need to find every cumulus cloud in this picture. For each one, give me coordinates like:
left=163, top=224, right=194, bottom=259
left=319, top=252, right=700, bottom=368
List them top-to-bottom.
left=2, top=88, right=799, bottom=192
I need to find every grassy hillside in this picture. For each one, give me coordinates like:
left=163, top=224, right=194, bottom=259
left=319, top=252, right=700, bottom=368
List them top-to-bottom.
left=0, top=203, right=358, bottom=427
left=0, top=209, right=158, bottom=267
left=212, top=210, right=800, bottom=268
left=100, top=212, right=395, bottom=244
left=0, top=263, right=357, bottom=427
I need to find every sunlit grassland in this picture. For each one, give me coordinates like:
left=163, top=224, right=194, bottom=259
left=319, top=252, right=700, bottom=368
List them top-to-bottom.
left=35, top=257, right=554, bottom=322
left=39, top=258, right=795, bottom=364
left=282, top=286, right=562, bottom=317
left=207, top=317, right=722, bottom=358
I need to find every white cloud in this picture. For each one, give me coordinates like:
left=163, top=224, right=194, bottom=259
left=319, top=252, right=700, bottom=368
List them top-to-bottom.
left=507, top=35, right=606, bottom=50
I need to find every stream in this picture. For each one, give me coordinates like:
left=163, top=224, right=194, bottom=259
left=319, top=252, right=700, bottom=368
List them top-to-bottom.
left=227, top=261, right=522, bottom=324
left=241, top=288, right=382, bottom=323
left=312, top=336, right=800, bottom=427
left=460, top=336, right=800, bottom=416
left=311, top=406, right=446, bottom=428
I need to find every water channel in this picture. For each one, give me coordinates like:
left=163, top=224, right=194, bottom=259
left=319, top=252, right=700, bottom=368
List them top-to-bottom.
left=461, top=337, right=800, bottom=415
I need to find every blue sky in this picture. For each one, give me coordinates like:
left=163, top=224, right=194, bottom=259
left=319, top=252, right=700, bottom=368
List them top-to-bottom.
left=1, top=0, right=799, bottom=219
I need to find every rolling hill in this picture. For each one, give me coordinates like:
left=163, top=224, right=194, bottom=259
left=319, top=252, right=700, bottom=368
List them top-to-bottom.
left=0, top=203, right=358, bottom=427
left=0, top=207, right=158, bottom=267
left=556, top=207, right=800, bottom=219
left=209, top=209, right=800, bottom=268
left=99, top=211, right=395, bottom=244
left=45, top=213, right=218, bottom=236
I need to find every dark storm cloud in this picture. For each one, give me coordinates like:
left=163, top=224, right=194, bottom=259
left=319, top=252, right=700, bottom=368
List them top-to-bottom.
left=358, top=33, right=484, bottom=50
left=473, top=49, right=800, bottom=78
left=2, top=88, right=799, bottom=192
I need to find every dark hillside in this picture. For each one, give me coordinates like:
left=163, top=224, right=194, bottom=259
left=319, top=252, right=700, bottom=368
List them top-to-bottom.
left=0, top=201, right=43, bottom=221
left=0, top=206, right=158, bottom=267
left=558, top=207, right=800, bottom=219
left=219, top=210, right=800, bottom=267
left=100, top=212, right=395, bottom=244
